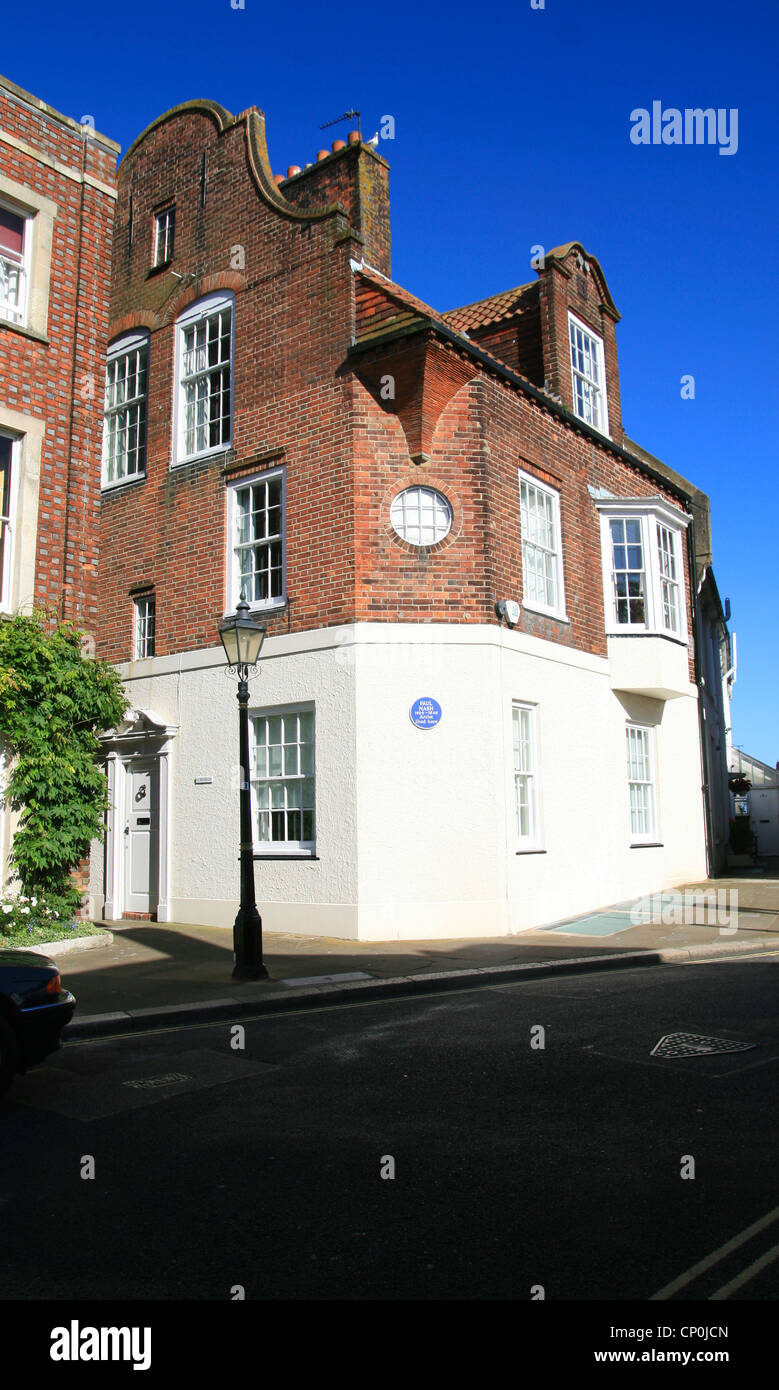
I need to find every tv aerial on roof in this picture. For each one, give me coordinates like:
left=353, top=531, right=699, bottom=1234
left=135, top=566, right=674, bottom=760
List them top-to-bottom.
left=319, top=109, right=361, bottom=137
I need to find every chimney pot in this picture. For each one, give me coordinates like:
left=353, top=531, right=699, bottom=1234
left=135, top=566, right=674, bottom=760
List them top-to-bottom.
left=347, top=130, right=360, bottom=145
left=332, top=139, right=346, bottom=152
left=316, top=149, right=329, bottom=161
left=286, top=165, right=301, bottom=178
left=274, top=174, right=284, bottom=185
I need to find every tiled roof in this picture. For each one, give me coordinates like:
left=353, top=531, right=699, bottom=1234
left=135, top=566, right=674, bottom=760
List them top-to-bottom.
left=351, top=262, right=540, bottom=391
left=353, top=264, right=447, bottom=345
left=356, top=264, right=442, bottom=317
left=443, top=283, right=535, bottom=333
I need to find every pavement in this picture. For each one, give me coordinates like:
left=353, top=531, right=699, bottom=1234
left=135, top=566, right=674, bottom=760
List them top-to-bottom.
left=49, top=862, right=779, bottom=1042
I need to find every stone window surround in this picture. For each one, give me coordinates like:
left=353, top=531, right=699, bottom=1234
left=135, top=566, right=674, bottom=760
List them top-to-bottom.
left=0, top=173, right=57, bottom=341
left=0, top=405, right=43, bottom=615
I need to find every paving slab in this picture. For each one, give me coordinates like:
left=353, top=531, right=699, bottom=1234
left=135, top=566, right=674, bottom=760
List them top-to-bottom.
left=55, top=866, right=779, bottom=1042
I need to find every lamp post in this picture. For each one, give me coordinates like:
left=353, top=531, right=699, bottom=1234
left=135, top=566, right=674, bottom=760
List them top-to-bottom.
left=219, top=593, right=268, bottom=981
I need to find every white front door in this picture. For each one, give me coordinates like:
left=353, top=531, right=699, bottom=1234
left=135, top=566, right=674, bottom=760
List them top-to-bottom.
left=124, top=762, right=159, bottom=914
left=751, top=788, right=779, bottom=856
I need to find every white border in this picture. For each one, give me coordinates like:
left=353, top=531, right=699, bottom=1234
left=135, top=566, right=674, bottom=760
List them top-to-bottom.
left=172, top=291, right=234, bottom=467
left=568, top=310, right=609, bottom=438
left=101, top=330, right=150, bottom=491
left=225, top=463, right=287, bottom=615
left=518, top=467, right=568, bottom=620
left=595, top=498, right=689, bottom=641
left=513, top=699, right=544, bottom=851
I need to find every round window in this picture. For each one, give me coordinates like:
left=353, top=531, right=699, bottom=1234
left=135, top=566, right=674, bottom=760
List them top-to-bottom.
left=390, top=487, right=453, bottom=546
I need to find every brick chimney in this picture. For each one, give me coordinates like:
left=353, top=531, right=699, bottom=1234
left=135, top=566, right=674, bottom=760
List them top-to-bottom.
left=280, top=136, right=391, bottom=277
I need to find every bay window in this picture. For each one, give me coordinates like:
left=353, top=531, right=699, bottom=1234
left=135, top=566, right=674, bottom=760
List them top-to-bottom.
left=596, top=498, right=688, bottom=638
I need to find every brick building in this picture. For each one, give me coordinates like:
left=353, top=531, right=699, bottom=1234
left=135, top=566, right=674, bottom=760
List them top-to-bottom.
left=0, top=73, right=118, bottom=884
left=91, top=97, right=713, bottom=936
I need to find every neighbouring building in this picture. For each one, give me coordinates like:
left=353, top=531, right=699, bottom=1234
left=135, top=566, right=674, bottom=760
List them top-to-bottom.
left=0, top=73, right=118, bottom=886
left=91, top=97, right=716, bottom=937
left=694, top=563, right=734, bottom=873
left=729, top=749, right=779, bottom=858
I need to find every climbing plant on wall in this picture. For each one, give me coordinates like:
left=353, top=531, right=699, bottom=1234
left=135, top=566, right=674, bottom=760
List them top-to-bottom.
left=0, top=611, right=127, bottom=911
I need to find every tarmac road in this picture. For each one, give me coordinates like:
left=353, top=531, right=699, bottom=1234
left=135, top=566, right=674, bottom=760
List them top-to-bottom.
left=1, top=957, right=776, bottom=1303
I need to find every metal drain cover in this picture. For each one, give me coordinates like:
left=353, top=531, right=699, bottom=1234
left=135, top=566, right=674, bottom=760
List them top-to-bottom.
left=651, top=1032, right=757, bottom=1058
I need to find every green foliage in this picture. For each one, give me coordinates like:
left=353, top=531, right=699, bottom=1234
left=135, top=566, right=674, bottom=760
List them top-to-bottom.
left=0, top=611, right=127, bottom=904
left=0, top=888, right=76, bottom=938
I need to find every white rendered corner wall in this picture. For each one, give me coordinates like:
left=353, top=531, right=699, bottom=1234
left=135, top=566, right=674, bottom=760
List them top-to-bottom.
left=91, top=623, right=707, bottom=940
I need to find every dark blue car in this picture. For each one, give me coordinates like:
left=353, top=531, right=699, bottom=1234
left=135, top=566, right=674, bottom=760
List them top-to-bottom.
left=0, top=949, right=76, bottom=1098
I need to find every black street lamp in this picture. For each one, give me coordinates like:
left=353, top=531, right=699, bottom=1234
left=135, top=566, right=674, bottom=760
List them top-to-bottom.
left=219, top=593, right=268, bottom=980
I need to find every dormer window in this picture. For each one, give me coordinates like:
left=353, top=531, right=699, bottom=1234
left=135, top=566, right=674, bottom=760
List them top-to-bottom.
left=153, top=206, right=175, bottom=266
left=568, top=311, right=608, bottom=436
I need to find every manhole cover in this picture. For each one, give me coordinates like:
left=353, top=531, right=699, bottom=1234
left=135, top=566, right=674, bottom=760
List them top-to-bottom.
left=651, top=1032, right=757, bottom=1058
left=123, top=1072, right=192, bottom=1090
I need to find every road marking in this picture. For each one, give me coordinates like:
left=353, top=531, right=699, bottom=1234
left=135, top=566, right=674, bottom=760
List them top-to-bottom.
left=713, top=1054, right=778, bottom=1077
left=650, top=1204, right=779, bottom=1300
left=709, top=1240, right=779, bottom=1300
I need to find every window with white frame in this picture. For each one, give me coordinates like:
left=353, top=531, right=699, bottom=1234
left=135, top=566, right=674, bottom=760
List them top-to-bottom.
left=0, top=202, right=30, bottom=326
left=153, top=206, right=175, bottom=266
left=175, top=293, right=232, bottom=464
left=568, top=312, right=608, bottom=435
left=102, top=334, right=148, bottom=488
left=0, top=432, right=16, bottom=610
left=228, top=467, right=285, bottom=611
left=519, top=470, right=566, bottom=617
left=390, top=487, right=452, bottom=546
left=597, top=499, right=688, bottom=638
left=656, top=522, right=681, bottom=634
left=133, top=593, right=156, bottom=659
left=513, top=702, right=541, bottom=849
left=251, top=708, right=315, bottom=851
left=626, top=723, right=657, bottom=842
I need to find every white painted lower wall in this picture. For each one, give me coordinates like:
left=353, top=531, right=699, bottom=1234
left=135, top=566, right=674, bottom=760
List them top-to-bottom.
left=90, top=623, right=707, bottom=939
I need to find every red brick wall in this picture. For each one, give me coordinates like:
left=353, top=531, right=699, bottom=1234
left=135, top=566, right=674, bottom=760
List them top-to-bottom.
left=0, top=79, right=117, bottom=631
left=97, top=101, right=693, bottom=683
left=98, top=104, right=360, bottom=663
left=282, top=142, right=391, bottom=278
left=539, top=248, right=623, bottom=443
left=466, top=284, right=545, bottom=385
left=351, top=357, right=694, bottom=678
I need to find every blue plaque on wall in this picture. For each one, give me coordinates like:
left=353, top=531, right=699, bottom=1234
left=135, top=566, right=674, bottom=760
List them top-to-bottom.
left=410, top=697, right=442, bottom=730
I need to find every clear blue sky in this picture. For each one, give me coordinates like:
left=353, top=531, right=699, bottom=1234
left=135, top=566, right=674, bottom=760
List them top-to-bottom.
left=5, top=0, right=777, bottom=761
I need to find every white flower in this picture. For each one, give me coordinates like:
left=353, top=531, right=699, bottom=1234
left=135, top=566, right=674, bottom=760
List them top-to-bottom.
left=30, top=897, right=37, bottom=907
left=2, top=904, right=12, bottom=914
left=20, top=906, right=30, bottom=915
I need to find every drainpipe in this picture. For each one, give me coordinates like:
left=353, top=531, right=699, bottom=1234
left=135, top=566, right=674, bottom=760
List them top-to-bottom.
left=60, top=130, right=89, bottom=624
left=687, top=511, right=714, bottom=878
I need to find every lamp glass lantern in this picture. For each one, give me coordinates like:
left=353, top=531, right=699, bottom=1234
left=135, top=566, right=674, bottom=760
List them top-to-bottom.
left=219, top=595, right=266, bottom=672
